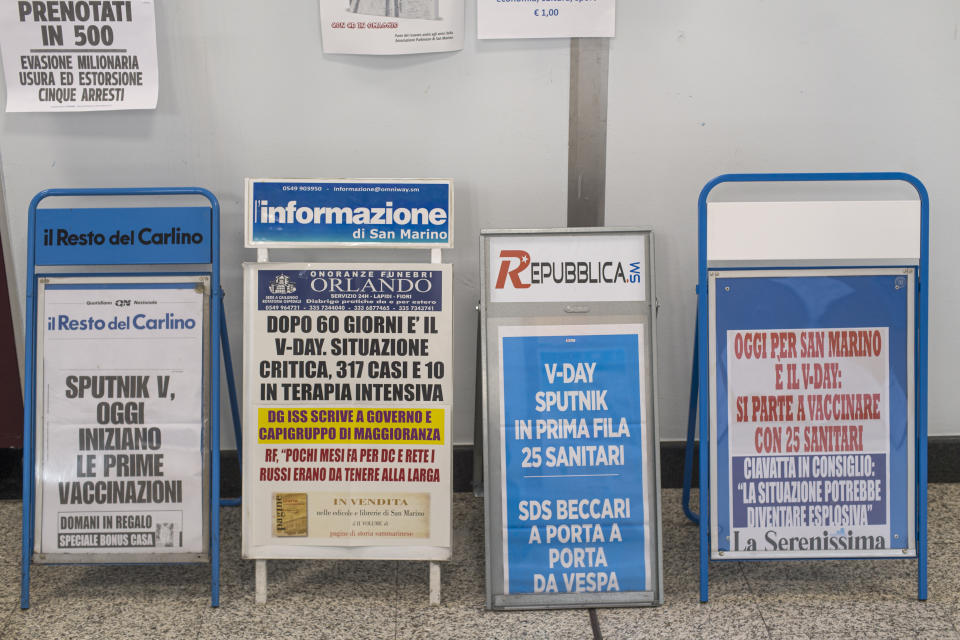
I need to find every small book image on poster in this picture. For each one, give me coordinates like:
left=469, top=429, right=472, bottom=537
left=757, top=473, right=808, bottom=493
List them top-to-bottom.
left=348, top=0, right=441, bottom=20
left=273, top=493, right=309, bottom=537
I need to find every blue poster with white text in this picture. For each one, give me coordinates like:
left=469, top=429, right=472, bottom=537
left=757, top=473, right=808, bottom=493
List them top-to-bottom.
left=247, top=179, right=451, bottom=248
left=499, top=325, right=650, bottom=595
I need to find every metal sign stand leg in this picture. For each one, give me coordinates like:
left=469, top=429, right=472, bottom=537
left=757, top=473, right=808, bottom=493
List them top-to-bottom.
left=211, top=221, right=223, bottom=608
left=917, top=225, right=930, bottom=602
left=429, top=247, right=443, bottom=606
left=254, top=248, right=269, bottom=605
left=20, top=270, right=37, bottom=609
left=697, top=276, right=710, bottom=603
left=219, top=293, right=243, bottom=508
left=473, top=302, right=484, bottom=498
left=682, top=315, right=700, bottom=526
left=255, top=559, right=268, bottom=604
left=430, top=562, right=441, bottom=605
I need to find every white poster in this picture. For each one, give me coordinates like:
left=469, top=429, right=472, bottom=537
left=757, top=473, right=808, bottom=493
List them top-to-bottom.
left=0, top=0, right=158, bottom=112
left=320, top=0, right=464, bottom=55
left=477, top=0, right=615, bottom=40
left=488, top=233, right=645, bottom=304
left=242, top=263, right=453, bottom=560
left=37, top=280, right=206, bottom=556
left=724, top=327, right=893, bottom=557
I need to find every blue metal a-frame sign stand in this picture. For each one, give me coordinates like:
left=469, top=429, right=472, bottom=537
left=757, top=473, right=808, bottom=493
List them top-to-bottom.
left=681, top=172, right=929, bottom=603
left=20, top=187, right=243, bottom=608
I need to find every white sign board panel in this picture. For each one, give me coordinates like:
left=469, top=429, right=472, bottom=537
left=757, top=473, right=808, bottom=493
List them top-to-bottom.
left=0, top=0, right=158, bottom=112
left=320, top=0, right=464, bottom=55
left=477, top=0, right=615, bottom=39
left=707, top=201, right=921, bottom=263
left=487, top=232, right=645, bottom=303
left=242, top=263, right=453, bottom=560
left=36, top=279, right=206, bottom=557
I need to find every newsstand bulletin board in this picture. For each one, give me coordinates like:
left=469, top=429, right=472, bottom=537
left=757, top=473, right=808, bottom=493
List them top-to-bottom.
left=697, top=172, right=929, bottom=602
left=21, top=187, right=224, bottom=609
left=480, top=228, right=664, bottom=610
left=241, top=262, right=453, bottom=561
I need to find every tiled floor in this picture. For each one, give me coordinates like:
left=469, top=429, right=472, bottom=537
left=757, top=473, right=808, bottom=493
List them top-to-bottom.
left=0, top=487, right=956, bottom=639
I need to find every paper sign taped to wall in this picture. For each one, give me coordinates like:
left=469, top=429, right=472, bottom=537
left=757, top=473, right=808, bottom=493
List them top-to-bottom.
left=0, top=0, right=158, bottom=112
left=320, top=0, right=464, bottom=54
left=477, top=0, right=615, bottom=39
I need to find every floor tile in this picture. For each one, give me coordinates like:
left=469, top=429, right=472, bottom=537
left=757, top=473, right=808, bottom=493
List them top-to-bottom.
left=928, top=484, right=960, bottom=545
left=0, top=486, right=957, bottom=638
left=0, top=501, right=23, bottom=566
left=924, top=541, right=960, bottom=604
left=741, top=557, right=909, bottom=601
left=398, top=558, right=482, bottom=607
left=0, top=559, right=21, bottom=602
left=24, top=561, right=210, bottom=600
left=199, top=587, right=398, bottom=640
left=4, top=589, right=206, bottom=640
left=599, top=595, right=769, bottom=640
left=0, top=597, right=16, bottom=639
left=758, top=600, right=955, bottom=638
left=397, top=603, right=590, bottom=640
left=916, top=631, right=960, bottom=640
left=800, top=633, right=960, bottom=640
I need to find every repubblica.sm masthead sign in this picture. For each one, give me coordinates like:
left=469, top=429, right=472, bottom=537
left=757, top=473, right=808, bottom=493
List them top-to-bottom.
left=245, top=178, right=452, bottom=249
left=487, top=233, right=646, bottom=303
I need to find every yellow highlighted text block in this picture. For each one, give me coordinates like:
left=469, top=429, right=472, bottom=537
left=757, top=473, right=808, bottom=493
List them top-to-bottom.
left=257, top=407, right=445, bottom=445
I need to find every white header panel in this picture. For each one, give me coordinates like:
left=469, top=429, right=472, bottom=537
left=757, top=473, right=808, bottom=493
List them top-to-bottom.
left=707, top=200, right=920, bottom=263
left=487, top=232, right=646, bottom=303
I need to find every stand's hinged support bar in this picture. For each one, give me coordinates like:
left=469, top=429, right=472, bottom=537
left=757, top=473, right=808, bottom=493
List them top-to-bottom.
left=256, top=559, right=268, bottom=604
left=430, top=561, right=441, bottom=605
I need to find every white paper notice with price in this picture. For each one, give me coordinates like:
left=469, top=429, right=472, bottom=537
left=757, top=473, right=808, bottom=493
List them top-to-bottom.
left=477, top=0, right=615, bottom=39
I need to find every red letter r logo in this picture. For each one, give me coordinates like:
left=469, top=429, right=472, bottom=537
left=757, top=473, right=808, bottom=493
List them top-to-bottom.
left=495, top=250, right=531, bottom=289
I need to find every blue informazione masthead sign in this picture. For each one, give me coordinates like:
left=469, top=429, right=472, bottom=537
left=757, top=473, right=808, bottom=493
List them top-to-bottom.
left=245, top=179, right=452, bottom=249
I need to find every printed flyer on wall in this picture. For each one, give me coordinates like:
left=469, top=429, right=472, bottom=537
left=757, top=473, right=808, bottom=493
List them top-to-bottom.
left=0, top=0, right=158, bottom=112
left=319, top=0, right=464, bottom=55
left=477, top=0, right=615, bottom=39
left=242, top=263, right=452, bottom=560
left=711, top=271, right=914, bottom=559
left=37, top=280, right=206, bottom=556
left=499, top=324, right=652, bottom=595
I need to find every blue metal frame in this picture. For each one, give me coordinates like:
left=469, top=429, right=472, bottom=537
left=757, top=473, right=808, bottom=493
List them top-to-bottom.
left=686, top=172, right=929, bottom=603
left=20, top=187, right=238, bottom=609
left=219, top=295, right=243, bottom=508
left=681, top=317, right=700, bottom=526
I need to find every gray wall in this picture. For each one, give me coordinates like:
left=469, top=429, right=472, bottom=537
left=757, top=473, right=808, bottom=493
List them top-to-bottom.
left=606, top=0, right=960, bottom=439
left=0, top=1, right=569, bottom=448
left=3, top=1, right=958, bottom=445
